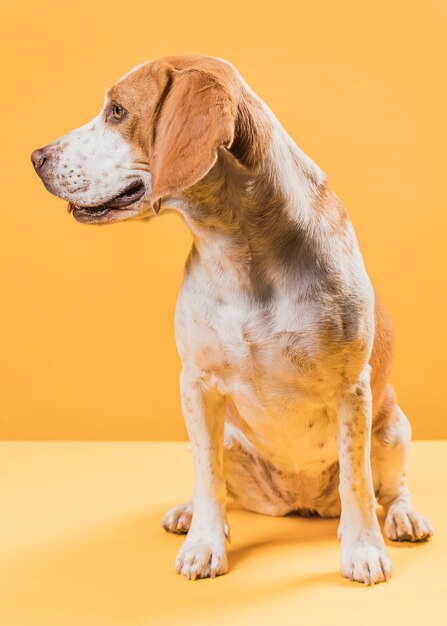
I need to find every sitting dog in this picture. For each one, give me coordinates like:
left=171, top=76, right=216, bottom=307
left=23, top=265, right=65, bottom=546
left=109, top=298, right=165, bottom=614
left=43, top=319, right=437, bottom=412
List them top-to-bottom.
left=31, top=55, right=433, bottom=585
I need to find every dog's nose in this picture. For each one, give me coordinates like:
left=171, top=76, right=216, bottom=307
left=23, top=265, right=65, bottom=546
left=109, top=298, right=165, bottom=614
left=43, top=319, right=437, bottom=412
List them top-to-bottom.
left=30, top=147, right=48, bottom=170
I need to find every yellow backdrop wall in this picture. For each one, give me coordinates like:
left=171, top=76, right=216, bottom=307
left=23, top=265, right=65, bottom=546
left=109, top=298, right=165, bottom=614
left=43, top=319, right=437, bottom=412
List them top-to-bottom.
left=1, top=0, right=445, bottom=439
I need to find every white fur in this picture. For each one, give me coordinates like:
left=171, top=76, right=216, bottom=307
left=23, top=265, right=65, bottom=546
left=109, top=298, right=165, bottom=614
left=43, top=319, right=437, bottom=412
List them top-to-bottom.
left=51, top=113, right=134, bottom=204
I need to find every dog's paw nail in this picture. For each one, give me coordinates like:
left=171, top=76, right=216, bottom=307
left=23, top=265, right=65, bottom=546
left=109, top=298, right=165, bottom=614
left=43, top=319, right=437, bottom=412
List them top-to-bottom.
left=224, top=523, right=231, bottom=542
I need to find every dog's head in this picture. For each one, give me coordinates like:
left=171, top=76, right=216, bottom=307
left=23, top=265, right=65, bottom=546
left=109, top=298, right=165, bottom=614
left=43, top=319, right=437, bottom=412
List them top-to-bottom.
left=30, top=56, right=267, bottom=224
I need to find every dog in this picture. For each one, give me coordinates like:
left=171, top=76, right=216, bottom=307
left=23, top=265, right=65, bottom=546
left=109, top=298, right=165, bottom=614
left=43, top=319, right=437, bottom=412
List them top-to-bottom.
left=31, top=55, right=433, bottom=585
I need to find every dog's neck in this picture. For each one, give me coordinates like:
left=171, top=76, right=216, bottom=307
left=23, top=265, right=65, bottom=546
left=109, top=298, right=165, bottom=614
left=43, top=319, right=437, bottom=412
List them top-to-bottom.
left=168, top=119, right=331, bottom=302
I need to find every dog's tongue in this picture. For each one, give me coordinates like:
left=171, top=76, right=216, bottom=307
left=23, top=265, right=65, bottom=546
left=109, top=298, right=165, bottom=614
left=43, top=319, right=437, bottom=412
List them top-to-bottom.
left=67, top=202, right=75, bottom=214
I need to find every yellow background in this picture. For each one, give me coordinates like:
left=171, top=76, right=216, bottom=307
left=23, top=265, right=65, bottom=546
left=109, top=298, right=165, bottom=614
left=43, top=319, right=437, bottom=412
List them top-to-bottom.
left=1, top=0, right=446, bottom=440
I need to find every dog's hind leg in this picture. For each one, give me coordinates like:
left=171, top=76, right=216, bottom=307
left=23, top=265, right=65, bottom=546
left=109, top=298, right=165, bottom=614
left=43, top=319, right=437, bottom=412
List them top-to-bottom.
left=372, top=385, right=433, bottom=542
left=223, top=426, right=297, bottom=516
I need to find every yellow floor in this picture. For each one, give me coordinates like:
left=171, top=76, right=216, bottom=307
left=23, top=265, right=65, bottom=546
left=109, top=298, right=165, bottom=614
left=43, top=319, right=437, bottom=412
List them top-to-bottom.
left=0, top=441, right=445, bottom=625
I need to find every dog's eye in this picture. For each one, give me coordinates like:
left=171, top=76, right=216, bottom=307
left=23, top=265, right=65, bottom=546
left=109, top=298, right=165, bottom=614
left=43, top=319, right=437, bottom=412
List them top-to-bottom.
left=111, top=103, right=126, bottom=121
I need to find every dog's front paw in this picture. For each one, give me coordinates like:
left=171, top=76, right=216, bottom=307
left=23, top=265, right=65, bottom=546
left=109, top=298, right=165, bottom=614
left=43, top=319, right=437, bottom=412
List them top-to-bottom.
left=162, top=501, right=193, bottom=534
left=385, top=505, right=433, bottom=542
left=175, top=536, right=228, bottom=580
left=340, top=541, right=392, bottom=585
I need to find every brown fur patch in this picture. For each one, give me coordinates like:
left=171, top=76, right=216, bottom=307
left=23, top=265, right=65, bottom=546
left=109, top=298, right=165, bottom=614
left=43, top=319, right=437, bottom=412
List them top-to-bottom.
left=105, top=56, right=273, bottom=210
left=231, top=88, right=272, bottom=170
left=313, top=183, right=349, bottom=233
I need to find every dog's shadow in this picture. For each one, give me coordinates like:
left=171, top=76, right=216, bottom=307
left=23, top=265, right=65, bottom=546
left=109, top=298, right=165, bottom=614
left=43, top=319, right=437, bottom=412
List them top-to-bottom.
left=225, top=500, right=420, bottom=567
left=226, top=500, right=339, bottom=568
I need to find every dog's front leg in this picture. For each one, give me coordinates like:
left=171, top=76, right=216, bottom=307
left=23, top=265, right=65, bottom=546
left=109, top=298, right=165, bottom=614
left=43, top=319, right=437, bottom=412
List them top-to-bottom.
left=337, top=365, right=392, bottom=585
left=175, top=369, right=229, bottom=580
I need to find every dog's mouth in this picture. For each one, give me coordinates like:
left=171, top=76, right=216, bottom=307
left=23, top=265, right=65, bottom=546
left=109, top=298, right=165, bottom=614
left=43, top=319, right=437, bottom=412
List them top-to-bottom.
left=68, top=180, right=146, bottom=217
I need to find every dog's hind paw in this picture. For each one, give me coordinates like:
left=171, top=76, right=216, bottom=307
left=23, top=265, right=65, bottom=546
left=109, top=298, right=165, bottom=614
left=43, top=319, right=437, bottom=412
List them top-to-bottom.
left=162, top=501, right=193, bottom=534
left=385, top=506, right=433, bottom=542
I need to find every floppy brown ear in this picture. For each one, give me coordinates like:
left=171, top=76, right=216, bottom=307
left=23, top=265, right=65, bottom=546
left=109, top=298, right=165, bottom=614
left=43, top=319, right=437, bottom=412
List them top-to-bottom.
left=149, top=68, right=236, bottom=212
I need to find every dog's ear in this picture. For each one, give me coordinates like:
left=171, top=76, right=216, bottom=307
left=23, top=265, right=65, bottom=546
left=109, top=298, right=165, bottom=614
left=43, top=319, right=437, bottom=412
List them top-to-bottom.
left=149, top=68, right=236, bottom=212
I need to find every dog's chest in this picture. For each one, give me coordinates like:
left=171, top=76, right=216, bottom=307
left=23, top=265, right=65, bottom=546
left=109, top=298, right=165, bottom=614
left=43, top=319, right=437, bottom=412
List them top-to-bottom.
left=177, top=290, right=344, bottom=471
left=189, top=296, right=339, bottom=395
